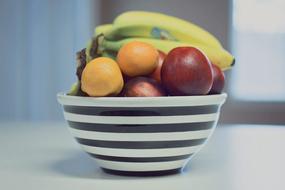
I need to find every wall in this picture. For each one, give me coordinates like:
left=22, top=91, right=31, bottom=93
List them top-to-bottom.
left=0, top=0, right=100, bottom=121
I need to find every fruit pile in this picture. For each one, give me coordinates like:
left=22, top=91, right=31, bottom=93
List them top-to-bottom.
left=69, top=11, right=234, bottom=97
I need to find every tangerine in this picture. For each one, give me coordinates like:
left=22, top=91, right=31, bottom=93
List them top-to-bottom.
left=117, top=41, right=159, bottom=77
left=81, top=57, right=124, bottom=97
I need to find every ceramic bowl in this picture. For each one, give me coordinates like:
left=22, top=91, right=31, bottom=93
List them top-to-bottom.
left=57, top=93, right=227, bottom=176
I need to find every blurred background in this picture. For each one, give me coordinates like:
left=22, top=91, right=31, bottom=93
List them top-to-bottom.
left=0, top=0, right=284, bottom=124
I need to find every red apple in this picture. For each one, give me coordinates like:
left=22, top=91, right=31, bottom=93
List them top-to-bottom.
left=161, top=47, right=213, bottom=95
left=148, top=50, right=166, bottom=83
left=208, top=63, right=225, bottom=94
left=122, top=77, right=166, bottom=97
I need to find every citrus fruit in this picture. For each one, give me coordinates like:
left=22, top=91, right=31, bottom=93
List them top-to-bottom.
left=117, top=41, right=159, bottom=77
left=81, top=57, right=124, bottom=97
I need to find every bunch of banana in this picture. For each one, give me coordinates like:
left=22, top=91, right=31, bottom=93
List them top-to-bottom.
left=88, top=11, right=235, bottom=70
left=105, top=11, right=222, bottom=48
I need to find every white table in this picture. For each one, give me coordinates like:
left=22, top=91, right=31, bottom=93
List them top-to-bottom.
left=0, top=122, right=284, bottom=190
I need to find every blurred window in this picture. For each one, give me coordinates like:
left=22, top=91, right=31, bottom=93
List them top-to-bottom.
left=232, top=0, right=285, bottom=101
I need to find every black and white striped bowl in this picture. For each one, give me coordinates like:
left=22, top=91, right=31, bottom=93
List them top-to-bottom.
left=57, top=93, right=227, bottom=176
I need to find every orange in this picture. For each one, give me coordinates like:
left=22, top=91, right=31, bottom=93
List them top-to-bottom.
left=117, top=41, right=159, bottom=77
left=81, top=57, right=124, bottom=97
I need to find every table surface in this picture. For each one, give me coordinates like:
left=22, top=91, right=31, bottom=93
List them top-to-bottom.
left=0, top=122, right=284, bottom=190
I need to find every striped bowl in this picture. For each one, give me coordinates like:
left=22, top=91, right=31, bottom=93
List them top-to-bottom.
left=57, top=93, right=227, bottom=176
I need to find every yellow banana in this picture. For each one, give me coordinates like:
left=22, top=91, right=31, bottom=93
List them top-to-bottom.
left=105, top=11, right=222, bottom=48
left=94, top=24, right=113, bottom=36
left=101, top=38, right=234, bottom=70
left=68, top=82, right=80, bottom=95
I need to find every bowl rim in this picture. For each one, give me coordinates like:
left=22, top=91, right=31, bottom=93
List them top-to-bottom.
left=57, top=92, right=227, bottom=107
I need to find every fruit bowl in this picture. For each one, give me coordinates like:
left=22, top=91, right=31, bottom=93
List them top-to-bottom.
left=57, top=93, right=227, bottom=176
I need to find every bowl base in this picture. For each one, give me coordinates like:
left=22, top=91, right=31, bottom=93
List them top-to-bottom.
left=102, top=168, right=182, bottom=177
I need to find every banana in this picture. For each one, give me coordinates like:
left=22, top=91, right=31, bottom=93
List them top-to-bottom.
left=105, top=11, right=222, bottom=48
left=86, top=24, right=113, bottom=62
left=86, top=24, right=114, bottom=61
left=94, top=24, right=113, bottom=36
left=85, top=34, right=105, bottom=62
left=101, top=38, right=234, bottom=70
left=86, top=39, right=94, bottom=63
left=68, top=82, right=80, bottom=96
